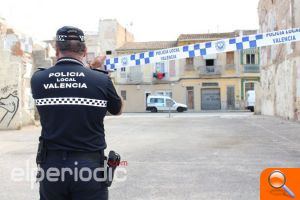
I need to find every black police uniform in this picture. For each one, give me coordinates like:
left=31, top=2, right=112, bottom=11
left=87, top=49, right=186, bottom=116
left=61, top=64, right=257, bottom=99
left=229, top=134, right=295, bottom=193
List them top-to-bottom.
left=31, top=56, right=122, bottom=200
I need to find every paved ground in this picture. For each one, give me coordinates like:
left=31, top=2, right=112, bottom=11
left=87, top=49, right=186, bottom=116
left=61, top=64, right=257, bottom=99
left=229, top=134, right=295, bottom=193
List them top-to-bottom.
left=0, top=112, right=300, bottom=200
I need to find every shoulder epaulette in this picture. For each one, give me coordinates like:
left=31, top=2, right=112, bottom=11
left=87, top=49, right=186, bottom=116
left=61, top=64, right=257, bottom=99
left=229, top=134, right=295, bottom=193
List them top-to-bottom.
left=33, top=67, right=47, bottom=75
left=37, top=67, right=47, bottom=71
left=92, top=68, right=109, bottom=74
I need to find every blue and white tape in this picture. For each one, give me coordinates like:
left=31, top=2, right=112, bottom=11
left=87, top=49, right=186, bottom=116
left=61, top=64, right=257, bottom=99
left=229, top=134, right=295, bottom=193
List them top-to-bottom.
left=105, top=28, right=300, bottom=71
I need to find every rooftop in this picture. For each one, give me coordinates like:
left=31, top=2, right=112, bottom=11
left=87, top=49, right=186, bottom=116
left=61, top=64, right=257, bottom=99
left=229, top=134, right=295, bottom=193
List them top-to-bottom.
left=178, top=30, right=257, bottom=41
left=117, top=41, right=177, bottom=51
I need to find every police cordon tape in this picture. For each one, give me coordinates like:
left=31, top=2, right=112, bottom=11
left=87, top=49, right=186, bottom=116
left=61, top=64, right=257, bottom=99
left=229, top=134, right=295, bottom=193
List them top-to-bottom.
left=104, top=27, right=300, bottom=71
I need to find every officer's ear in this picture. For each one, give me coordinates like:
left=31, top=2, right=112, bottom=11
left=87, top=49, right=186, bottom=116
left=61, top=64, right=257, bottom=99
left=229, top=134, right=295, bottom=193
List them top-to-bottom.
left=55, top=43, right=61, bottom=57
left=83, top=46, right=87, bottom=58
left=56, top=47, right=59, bottom=57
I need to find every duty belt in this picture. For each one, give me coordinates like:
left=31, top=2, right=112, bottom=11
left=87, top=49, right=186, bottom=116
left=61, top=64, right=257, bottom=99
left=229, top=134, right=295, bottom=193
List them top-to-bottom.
left=46, top=150, right=105, bottom=162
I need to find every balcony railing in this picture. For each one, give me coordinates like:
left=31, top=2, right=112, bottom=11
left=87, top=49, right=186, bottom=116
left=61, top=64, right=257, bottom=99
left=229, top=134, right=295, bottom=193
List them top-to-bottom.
left=184, top=64, right=195, bottom=71
left=225, top=64, right=235, bottom=70
left=199, top=65, right=222, bottom=76
left=243, top=65, right=260, bottom=73
left=126, top=72, right=143, bottom=84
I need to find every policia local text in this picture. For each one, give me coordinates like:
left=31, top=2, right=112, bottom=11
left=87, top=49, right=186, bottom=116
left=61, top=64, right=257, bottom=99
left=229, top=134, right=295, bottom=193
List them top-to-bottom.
left=44, top=72, right=87, bottom=89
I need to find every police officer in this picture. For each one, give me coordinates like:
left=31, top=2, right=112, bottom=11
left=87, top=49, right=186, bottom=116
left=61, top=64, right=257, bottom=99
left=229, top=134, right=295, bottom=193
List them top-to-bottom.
left=31, top=26, right=123, bottom=200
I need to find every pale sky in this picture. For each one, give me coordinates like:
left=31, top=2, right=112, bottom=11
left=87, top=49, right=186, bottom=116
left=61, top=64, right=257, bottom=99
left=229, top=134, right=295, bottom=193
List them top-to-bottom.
left=0, top=0, right=260, bottom=42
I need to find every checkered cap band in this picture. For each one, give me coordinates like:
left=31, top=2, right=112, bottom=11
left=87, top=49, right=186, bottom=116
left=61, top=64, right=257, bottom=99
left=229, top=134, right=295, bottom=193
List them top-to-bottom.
left=56, top=26, right=85, bottom=42
left=35, top=97, right=107, bottom=108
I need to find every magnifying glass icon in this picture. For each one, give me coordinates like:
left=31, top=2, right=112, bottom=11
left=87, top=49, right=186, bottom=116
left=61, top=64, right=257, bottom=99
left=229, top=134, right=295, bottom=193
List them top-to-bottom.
left=268, top=170, right=296, bottom=198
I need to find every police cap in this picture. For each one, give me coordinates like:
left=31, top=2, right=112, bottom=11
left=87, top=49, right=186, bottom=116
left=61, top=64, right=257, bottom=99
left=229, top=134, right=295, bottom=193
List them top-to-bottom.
left=56, top=26, right=85, bottom=42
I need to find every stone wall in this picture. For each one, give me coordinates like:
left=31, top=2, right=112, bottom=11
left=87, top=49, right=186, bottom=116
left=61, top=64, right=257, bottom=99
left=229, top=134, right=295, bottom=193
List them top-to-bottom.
left=258, top=0, right=300, bottom=120
left=0, top=19, right=36, bottom=129
left=0, top=49, right=22, bottom=129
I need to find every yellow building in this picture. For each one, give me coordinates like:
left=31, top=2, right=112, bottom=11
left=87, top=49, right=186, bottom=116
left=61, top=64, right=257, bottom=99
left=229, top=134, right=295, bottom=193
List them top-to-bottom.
left=112, top=30, right=260, bottom=112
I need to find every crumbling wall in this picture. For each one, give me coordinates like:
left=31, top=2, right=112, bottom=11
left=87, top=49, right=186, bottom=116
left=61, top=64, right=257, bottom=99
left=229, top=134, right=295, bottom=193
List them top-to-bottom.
left=258, top=0, right=300, bottom=120
left=294, top=0, right=300, bottom=120
left=0, top=20, right=35, bottom=129
left=0, top=36, right=22, bottom=129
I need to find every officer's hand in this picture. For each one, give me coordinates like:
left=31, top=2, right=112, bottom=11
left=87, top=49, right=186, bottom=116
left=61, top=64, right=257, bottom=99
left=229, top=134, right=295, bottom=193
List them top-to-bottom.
left=90, top=55, right=106, bottom=69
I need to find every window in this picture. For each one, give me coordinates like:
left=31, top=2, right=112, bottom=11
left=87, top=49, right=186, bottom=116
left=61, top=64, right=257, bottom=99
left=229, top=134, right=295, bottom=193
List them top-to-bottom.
left=106, top=50, right=112, bottom=55
left=226, top=52, right=234, bottom=65
left=246, top=54, right=256, bottom=65
left=185, top=58, right=194, bottom=71
left=186, top=58, right=194, bottom=65
left=205, top=59, right=218, bottom=73
left=206, top=59, right=214, bottom=66
left=169, top=60, right=176, bottom=77
left=155, top=62, right=165, bottom=72
left=129, top=66, right=142, bottom=82
left=206, top=66, right=215, bottom=73
left=120, top=67, right=126, bottom=78
left=245, top=82, right=255, bottom=93
left=121, top=90, right=126, bottom=100
left=155, top=91, right=172, bottom=98
left=165, top=91, right=172, bottom=98
left=150, top=98, right=164, bottom=103
left=150, top=98, right=156, bottom=103
left=157, top=98, right=164, bottom=103
left=166, top=99, right=175, bottom=107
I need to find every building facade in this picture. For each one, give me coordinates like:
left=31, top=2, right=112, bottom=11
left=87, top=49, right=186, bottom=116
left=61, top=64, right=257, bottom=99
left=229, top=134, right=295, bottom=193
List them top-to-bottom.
left=258, top=0, right=300, bottom=120
left=85, top=19, right=134, bottom=64
left=97, top=19, right=134, bottom=56
left=113, top=31, right=260, bottom=112
left=85, top=32, right=101, bottom=63
left=112, top=41, right=180, bottom=112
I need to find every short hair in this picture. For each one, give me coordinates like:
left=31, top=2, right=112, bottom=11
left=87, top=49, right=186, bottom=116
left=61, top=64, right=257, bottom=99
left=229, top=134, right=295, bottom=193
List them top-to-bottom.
left=56, top=40, right=86, bottom=55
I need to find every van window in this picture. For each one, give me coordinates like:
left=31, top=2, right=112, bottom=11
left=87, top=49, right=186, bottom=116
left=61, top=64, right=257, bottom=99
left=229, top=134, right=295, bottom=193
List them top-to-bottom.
left=150, top=98, right=164, bottom=103
left=150, top=98, right=156, bottom=103
left=157, top=98, right=164, bottom=103
left=166, top=99, right=175, bottom=107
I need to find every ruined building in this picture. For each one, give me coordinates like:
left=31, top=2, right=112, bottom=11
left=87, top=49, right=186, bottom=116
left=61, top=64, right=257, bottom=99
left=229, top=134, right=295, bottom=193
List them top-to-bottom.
left=258, top=0, right=300, bottom=120
left=0, top=18, right=53, bottom=129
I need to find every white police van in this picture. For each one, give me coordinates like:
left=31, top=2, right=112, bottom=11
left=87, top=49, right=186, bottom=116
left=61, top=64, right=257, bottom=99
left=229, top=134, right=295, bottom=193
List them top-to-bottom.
left=146, top=95, right=188, bottom=113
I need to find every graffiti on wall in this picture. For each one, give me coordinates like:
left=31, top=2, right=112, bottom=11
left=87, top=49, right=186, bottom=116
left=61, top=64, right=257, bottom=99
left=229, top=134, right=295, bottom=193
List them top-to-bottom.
left=0, top=90, right=19, bottom=127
